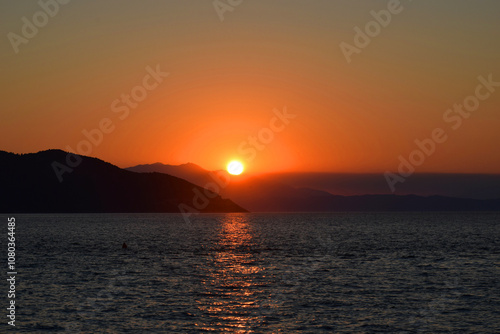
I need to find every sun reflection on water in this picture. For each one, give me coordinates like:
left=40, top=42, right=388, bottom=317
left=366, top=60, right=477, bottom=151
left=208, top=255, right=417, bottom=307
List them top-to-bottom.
left=195, top=214, right=273, bottom=332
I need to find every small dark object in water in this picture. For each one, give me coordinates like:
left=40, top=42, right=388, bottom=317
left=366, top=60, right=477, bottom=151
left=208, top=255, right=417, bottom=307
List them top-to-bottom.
left=122, top=242, right=127, bottom=249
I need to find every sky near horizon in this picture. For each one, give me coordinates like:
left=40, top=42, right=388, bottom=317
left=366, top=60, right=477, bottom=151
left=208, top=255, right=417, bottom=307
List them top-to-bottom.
left=1, top=0, right=499, bottom=174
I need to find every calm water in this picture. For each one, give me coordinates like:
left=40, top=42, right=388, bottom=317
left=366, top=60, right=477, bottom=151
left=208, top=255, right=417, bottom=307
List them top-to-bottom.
left=8, top=213, right=500, bottom=333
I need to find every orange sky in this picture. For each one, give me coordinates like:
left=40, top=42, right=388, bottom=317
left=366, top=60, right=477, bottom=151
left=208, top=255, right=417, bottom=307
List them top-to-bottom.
left=1, top=1, right=500, bottom=174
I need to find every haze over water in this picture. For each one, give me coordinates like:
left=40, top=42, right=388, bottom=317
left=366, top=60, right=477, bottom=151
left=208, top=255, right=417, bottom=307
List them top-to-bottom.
left=16, top=212, right=500, bottom=333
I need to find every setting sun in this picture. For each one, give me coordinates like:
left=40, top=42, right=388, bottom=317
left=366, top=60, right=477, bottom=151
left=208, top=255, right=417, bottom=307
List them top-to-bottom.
left=227, top=160, right=244, bottom=175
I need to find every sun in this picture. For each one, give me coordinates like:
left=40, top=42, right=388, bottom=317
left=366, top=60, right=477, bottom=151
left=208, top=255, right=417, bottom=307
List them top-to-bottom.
left=227, top=160, right=244, bottom=175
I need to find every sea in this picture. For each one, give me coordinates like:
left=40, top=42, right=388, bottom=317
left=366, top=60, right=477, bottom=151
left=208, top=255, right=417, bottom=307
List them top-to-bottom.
left=8, top=212, right=500, bottom=333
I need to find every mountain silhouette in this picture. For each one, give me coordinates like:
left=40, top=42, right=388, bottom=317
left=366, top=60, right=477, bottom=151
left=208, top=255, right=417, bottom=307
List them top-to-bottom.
left=0, top=150, right=247, bottom=213
left=127, top=162, right=209, bottom=187
left=127, top=163, right=500, bottom=212
left=261, top=172, right=500, bottom=200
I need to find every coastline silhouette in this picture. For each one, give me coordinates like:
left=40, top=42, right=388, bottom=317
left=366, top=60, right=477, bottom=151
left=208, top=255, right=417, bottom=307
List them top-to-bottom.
left=1, top=149, right=499, bottom=213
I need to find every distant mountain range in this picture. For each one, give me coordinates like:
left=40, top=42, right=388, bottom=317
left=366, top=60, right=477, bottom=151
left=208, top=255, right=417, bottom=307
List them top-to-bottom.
left=1, top=149, right=498, bottom=213
left=0, top=150, right=246, bottom=213
left=126, top=163, right=500, bottom=212
left=262, top=172, right=500, bottom=200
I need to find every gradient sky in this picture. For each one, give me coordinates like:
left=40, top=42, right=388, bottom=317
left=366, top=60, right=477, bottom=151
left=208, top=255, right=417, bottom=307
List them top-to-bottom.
left=1, top=0, right=499, bottom=174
